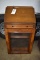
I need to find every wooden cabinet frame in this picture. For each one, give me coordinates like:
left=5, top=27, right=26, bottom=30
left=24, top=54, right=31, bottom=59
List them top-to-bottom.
left=4, top=6, right=36, bottom=54
left=5, top=27, right=35, bottom=54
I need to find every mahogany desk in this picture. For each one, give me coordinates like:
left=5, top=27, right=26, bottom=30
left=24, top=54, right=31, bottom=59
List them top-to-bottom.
left=4, top=6, right=36, bottom=54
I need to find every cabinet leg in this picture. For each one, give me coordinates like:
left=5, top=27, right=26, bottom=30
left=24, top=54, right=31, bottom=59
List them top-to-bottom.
left=5, top=29, right=11, bottom=54
left=28, top=30, right=35, bottom=53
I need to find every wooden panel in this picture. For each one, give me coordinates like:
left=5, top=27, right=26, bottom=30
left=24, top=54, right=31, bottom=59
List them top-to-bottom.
left=4, top=6, right=36, bottom=23
left=6, top=24, right=33, bottom=28
left=7, top=28, right=34, bottom=33
left=11, top=36, right=29, bottom=38
left=11, top=48, right=28, bottom=54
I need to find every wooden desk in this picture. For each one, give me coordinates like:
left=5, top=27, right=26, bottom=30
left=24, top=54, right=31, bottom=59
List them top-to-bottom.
left=4, top=6, right=36, bottom=54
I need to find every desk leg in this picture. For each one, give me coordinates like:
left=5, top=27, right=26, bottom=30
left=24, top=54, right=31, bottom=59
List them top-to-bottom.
left=5, top=29, right=11, bottom=54
left=28, top=29, right=35, bottom=53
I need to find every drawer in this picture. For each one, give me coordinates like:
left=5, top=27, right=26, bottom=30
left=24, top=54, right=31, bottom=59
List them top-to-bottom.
left=6, top=24, right=33, bottom=28
left=7, top=28, right=34, bottom=33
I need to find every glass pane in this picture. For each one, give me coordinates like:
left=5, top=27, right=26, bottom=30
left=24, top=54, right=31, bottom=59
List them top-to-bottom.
left=9, top=33, right=30, bottom=48
left=10, top=38, right=29, bottom=48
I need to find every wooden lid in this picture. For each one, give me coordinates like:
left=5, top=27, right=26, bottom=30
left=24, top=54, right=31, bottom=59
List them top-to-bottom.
left=4, top=6, right=36, bottom=24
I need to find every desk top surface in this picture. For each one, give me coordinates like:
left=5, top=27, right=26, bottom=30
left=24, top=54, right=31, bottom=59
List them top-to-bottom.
left=4, top=6, right=36, bottom=24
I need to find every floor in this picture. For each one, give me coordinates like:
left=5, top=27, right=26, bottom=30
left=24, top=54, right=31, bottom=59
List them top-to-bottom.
left=0, top=37, right=40, bottom=60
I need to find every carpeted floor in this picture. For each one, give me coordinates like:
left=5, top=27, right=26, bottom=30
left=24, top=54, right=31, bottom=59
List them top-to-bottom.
left=0, top=37, right=40, bottom=60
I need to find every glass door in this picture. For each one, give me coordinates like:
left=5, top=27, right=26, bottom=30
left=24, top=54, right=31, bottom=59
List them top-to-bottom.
left=9, top=33, right=31, bottom=53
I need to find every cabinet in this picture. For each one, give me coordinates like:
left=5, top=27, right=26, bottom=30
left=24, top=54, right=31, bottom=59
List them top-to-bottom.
left=4, top=6, right=36, bottom=54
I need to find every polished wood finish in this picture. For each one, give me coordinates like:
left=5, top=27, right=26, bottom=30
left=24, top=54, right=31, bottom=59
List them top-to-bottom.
left=4, top=6, right=36, bottom=54
left=4, top=6, right=36, bottom=23
left=5, top=24, right=34, bottom=28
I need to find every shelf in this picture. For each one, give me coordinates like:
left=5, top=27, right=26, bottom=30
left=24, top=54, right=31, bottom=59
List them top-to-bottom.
left=10, top=36, right=29, bottom=38
left=11, top=48, right=28, bottom=54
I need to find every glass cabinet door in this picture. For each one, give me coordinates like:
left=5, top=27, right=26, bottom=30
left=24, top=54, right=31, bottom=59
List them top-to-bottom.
left=9, top=33, right=31, bottom=50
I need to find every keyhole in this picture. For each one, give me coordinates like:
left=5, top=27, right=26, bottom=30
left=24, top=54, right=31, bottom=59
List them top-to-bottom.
left=12, top=26, right=14, bottom=27
left=26, top=26, right=28, bottom=27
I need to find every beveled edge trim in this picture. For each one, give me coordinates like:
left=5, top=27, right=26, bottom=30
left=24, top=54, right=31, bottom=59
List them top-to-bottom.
left=4, top=22, right=36, bottom=25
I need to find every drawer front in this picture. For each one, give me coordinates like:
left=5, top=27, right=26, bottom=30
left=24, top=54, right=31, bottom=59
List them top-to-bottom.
left=6, top=24, right=33, bottom=28
left=7, top=28, right=34, bottom=33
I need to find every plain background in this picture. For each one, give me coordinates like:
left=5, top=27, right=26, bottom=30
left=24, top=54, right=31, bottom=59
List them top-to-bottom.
left=0, top=0, right=40, bottom=14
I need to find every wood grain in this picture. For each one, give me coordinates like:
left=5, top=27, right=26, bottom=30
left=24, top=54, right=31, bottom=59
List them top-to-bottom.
left=4, top=6, right=36, bottom=54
